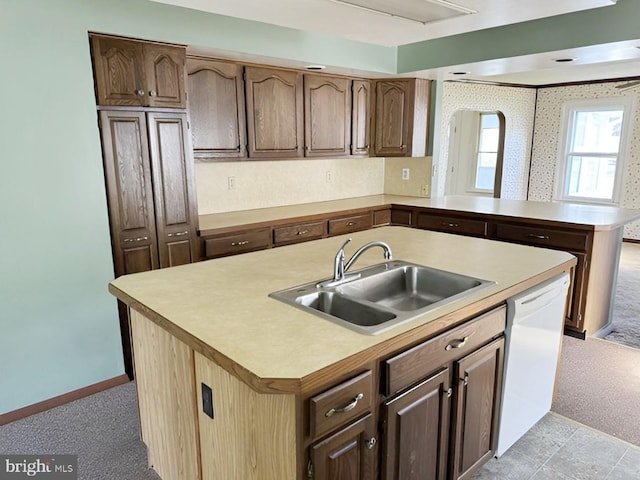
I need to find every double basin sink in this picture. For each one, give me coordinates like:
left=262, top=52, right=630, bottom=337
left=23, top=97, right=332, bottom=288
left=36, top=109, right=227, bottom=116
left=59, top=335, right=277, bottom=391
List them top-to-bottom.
left=269, top=260, right=495, bottom=335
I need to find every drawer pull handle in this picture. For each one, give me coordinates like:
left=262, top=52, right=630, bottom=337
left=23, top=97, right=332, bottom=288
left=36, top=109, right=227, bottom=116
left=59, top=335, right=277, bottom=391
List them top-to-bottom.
left=347, top=222, right=356, bottom=226
left=444, top=222, right=459, bottom=228
left=297, top=230, right=309, bottom=235
left=167, top=231, right=189, bottom=237
left=527, top=233, right=550, bottom=240
left=123, top=236, right=148, bottom=243
left=231, top=241, right=249, bottom=246
left=445, top=336, right=469, bottom=351
left=325, top=393, right=364, bottom=417
left=367, top=437, right=377, bottom=450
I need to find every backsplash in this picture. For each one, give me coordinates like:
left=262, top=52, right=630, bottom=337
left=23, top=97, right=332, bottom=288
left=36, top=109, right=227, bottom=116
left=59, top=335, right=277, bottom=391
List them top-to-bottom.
left=528, top=82, right=640, bottom=240
left=195, top=157, right=385, bottom=214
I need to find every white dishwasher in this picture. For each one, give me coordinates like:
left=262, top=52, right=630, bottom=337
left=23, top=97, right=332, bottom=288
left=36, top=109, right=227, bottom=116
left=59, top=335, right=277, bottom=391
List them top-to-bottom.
left=496, top=272, right=570, bottom=457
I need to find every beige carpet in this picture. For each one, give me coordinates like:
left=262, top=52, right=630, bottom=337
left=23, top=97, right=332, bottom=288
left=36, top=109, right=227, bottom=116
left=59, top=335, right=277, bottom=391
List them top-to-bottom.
left=605, top=242, right=640, bottom=349
left=552, top=335, right=640, bottom=447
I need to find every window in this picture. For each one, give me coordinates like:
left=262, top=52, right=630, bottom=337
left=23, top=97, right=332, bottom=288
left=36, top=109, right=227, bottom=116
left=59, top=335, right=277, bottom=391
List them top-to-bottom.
left=555, top=99, right=633, bottom=204
left=474, top=113, right=500, bottom=191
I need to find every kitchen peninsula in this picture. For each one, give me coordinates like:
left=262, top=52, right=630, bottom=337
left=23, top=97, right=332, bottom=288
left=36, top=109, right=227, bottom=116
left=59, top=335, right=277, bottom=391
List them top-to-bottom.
left=199, top=195, right=640, bottom=337
left=110, top=227, right=575, bottom=480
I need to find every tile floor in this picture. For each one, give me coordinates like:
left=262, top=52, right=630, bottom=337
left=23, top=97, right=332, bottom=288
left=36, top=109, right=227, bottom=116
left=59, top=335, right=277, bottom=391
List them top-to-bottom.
left=472, top=413, right=640, bottom=480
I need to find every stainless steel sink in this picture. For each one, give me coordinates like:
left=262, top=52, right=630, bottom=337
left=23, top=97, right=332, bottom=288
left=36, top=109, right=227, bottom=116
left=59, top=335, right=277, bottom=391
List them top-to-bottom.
left=269, top=260, right=495, bottom=335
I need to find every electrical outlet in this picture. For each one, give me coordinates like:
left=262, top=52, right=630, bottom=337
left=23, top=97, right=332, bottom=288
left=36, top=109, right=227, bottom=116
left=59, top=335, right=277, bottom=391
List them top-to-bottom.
left=402, top=168, right=410, bottom=181
left=326, top=170, right=333, bottom=183
left=228, top=176, right=235, bottom=190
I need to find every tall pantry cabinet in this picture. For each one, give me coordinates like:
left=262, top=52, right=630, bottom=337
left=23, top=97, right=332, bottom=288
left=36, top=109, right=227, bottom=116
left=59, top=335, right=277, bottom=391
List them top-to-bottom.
left=90, top=34, right=199, bottom=378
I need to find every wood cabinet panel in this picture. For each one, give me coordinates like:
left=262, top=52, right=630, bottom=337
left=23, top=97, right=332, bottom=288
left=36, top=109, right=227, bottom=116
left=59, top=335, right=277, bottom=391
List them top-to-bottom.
left=91, top=35, right=185, bottom=108
left=142, top=43, right=186, bottom=108
left=186, top=58, right=246, bottom=158
left=245, top=67, right=303, bottom=158
left=304, top=75, right=351, bottom=157
left=351, top=80, right=371, bottom=156
left=373, top=80, right=413, bottom=157
left=99, top=110, right=159, bottom=275
left=147, top=112, right=199, bottom=268
left=373, top=209, right=391, bottom=226
left=390, top=209, right=413, bottom=226
left=328, top=213, right=373, bottom=236
left=417, top=213, right=488, bottom=238
left=273, top=221, right=326, bottom=246
left=494, top=222, right=589, bottom=251
left=203, top=228, right=271, bottom=258
left=565, top=251, right=587, bottom=330
left=383, top=306, right=505, bottom=396
left=451, top=337, right=504, bottom=480
left=382, top=369, right=450, bottom=480
left=309, top=370, right=373, bottom=440
left=310, top=413, right=376, bottom=480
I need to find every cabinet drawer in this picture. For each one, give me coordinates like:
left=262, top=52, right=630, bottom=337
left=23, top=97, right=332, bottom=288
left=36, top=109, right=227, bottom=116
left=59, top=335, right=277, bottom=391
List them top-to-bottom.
left=328, top=213, right=373, bottom=236
left=417, top=213, right=487, bottom=237
left=273, top=221, right=326, bottom=246
left=495, top=223, right=589, bottom=251
left=203, top=228, right=271, bottom=258
left=382, top=306, right=505, bottom=396
left=309, top=370, right=373, bottom=439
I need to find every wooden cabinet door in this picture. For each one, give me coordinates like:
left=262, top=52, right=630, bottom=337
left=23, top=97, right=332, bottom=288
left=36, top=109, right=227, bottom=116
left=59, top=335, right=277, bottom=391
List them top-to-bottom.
left=91, top=36, right=146, bottom=106
left=142, top=43, right=186, bottom=108
left=186, top=58, right=246, bottom=158
left=244, top=67, right=303, bottom=158
left=304, top=75, right=351, bottom=157
left=352, top=80, right=371, bottom=156
left=373, top=80, right=414, bottom=157
left=99, top=110, right=159, bottom=275
left=147, top=112, right=199, bottom=268
left=565, top=251, right=587, bottom=330
left=451, top=337, right=504, bottom=480
left=382, top=369, right=450, bottom=480
left=310, top=413, right=376, bottom=480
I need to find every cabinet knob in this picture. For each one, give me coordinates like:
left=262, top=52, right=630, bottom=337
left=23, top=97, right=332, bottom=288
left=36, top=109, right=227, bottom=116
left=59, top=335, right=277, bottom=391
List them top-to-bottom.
left=135, top=89, right=145, bottom=96
left=149, top=90, right=157, bottom=97
left=366, top=437, right=377, bottom=450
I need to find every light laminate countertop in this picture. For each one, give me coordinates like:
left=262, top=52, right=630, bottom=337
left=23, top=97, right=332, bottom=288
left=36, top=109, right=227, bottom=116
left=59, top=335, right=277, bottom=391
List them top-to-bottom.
left=198, top=195, right=640, bottom=234
left=110, top=227, right=575, bottom=393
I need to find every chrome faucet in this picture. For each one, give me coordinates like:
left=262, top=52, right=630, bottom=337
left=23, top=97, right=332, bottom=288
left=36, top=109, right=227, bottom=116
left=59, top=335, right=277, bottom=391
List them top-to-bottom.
left=319, top=238, right=393, bottom=287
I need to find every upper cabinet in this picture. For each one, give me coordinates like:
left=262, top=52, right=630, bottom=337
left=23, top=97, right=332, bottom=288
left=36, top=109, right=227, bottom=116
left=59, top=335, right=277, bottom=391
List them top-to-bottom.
left=91, top=34, right=186, bottom=108
left=186, top=57, right=246, bottom=159
left=244, top=67, right=304, bottom=159
left=303, top=75, right=351, bottom=157
left=372, top=79, right=431, bottom=157
left=351, top=80, right=371, bottom=156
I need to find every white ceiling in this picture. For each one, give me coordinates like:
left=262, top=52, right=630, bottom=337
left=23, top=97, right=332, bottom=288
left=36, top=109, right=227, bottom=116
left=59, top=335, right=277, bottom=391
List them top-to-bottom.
left=152, top=0, right=640, bottom=85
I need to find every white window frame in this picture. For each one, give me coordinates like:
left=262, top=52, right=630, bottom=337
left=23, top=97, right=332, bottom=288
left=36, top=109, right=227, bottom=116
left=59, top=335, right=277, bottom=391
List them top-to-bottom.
left=554, top=97, right=634, bottom=205
left=470, top=112, right=500, bottom=194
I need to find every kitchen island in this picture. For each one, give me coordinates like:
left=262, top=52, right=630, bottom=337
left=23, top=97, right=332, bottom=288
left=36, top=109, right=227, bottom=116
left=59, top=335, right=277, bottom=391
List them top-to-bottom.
left=110, top=227, right=575, bottom=480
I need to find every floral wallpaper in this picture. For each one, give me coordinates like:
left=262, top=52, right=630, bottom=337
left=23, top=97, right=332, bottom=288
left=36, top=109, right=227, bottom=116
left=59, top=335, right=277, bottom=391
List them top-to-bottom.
left=437, top=82, right=537, bottom=200
left=529, top=82, right=640, bottom=239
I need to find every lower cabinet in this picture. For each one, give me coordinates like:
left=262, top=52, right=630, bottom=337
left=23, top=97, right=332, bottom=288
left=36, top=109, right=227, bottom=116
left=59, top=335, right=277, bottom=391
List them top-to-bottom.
left=130, top=306, right=505, bottom=480
left=450, top=338, right=504, bottom=480
left=382, top=369, right=451, bottom=480
left=310, top=414, right=377, bottom=480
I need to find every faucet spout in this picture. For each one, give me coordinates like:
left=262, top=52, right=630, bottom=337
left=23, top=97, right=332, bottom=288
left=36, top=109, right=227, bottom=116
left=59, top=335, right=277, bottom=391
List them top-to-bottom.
left=344, top=241, right=393, bottom=273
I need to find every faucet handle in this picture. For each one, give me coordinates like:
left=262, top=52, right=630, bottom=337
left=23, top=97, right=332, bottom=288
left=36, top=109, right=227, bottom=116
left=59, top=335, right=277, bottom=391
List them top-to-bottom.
left=338, top=238, right=352, bottom=253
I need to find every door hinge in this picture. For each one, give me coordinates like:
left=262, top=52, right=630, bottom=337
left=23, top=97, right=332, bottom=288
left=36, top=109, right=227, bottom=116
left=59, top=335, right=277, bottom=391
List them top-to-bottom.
left=307, top=460, right=314, bottom=480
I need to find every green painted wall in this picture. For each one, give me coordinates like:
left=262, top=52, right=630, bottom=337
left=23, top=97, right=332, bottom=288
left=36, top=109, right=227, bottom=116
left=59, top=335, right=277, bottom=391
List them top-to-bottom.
left=0, top=0, right=395, bottom=414
left=398, top=1, right=640, bottom=73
